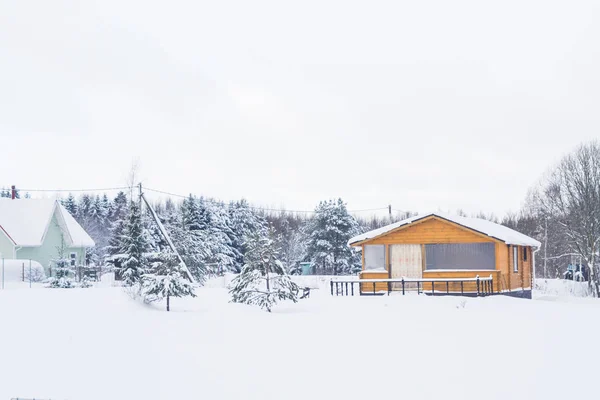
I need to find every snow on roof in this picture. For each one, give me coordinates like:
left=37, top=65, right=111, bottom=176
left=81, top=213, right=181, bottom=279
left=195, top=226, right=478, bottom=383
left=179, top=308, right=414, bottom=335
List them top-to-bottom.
left=0, top=199, right=95, bottom=247
left=348, top=212, right=541, bottom=247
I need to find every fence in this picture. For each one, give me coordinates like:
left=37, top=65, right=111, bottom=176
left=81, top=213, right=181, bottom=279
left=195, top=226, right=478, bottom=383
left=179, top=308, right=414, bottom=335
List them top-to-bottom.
left=0, top=259, right=104, bottom=289
left=330, top=275, right=495, bottom=297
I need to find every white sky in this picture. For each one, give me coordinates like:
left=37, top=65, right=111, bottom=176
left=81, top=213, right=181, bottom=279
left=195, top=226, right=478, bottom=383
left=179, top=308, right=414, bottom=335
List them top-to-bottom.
left=1, top=0, right=599, bottom=217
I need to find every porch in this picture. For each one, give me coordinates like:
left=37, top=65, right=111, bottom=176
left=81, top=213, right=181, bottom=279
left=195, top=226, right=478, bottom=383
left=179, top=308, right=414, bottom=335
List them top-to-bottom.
left=330, top=275, right=495, bottom=297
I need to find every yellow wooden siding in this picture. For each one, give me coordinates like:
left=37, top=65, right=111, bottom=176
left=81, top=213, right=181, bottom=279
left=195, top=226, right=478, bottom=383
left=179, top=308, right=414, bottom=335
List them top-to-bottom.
left=365, top=218, right=494, bottom=245
left=496, top=243, right=510, bottom=291
left=422, top=270, right=501, bottom=292
left=360, top=271, right=389, bottom=293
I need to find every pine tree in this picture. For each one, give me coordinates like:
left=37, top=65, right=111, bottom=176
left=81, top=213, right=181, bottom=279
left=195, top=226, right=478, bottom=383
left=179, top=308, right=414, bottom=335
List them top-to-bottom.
left=110, top=191, right=129, bottom=223
left=62, top=193, right=78, bottom=216
left=305, top=198, right=361, bottom=275
left=228, top=199, right=266, bottom=272
left=119, top=201, right=147, bottom=286
left=229, top=228, right=299, bottom=312
left=47, top=235, right=75, bottom=288
left=142, top=251, right=196, bottom=311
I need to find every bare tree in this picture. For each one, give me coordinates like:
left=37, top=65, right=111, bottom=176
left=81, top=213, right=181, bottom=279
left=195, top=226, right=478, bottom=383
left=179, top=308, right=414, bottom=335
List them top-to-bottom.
left=536, top=141, right=600, bottom=295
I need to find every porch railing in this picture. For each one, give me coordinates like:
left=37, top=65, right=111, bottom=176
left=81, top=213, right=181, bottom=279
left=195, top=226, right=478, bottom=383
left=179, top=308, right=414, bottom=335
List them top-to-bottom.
left=330, top=275, right=494, bottom=297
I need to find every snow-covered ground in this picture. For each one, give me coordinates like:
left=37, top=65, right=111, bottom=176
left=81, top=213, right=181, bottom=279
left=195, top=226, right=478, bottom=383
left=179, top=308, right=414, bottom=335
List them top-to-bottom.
left=1, top=282, right=598, bottom=400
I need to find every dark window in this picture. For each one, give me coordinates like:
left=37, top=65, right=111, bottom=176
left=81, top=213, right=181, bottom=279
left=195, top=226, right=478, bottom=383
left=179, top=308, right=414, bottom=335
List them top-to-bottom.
left=425, top=243, right=495, bottom=270
left=523, top=247, right=527, bottom=262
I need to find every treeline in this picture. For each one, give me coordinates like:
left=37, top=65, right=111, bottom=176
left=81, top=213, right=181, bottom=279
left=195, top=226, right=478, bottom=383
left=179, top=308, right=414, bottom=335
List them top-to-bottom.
left=63, top=193, right=408, bottom=276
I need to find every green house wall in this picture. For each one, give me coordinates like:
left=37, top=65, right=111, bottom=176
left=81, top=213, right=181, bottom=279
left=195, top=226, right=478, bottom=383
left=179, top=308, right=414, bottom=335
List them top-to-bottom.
left=15, top=214, right=87, bottom=273
left=0, top=230, right=15, bottom=259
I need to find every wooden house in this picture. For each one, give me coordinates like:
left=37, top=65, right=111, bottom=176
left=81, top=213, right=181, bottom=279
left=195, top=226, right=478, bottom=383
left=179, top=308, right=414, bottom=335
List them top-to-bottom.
left=348, top=213, right=541, bottom=298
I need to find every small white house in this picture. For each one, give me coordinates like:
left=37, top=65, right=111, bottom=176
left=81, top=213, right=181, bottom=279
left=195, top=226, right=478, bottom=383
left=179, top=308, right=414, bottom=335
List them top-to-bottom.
left=0, top=198, right=95, bottom=272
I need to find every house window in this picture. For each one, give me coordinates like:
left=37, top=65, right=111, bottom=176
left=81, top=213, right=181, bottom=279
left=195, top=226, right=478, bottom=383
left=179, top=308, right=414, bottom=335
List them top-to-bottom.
left=425, top=243, right=495, bottom=270
left=364, top=245, right=386, bottom=271
left=513, top=247, right=518, bottom=273
left=523, top=247, right=527, bottom=262
left=70, top=252, right=77, bottom=267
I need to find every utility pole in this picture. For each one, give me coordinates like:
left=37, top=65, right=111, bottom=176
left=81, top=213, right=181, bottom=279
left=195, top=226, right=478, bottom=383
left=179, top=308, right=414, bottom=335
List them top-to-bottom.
left=138, top=182, right=143, bottom=214
left=388, top=205, right=392, bottom=224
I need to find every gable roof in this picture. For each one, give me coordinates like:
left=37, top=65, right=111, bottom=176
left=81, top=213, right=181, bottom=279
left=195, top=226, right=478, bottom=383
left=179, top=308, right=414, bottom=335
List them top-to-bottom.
left=0, top=199, right=95, bottom=247
left=348, top=212, right=541, bottom=247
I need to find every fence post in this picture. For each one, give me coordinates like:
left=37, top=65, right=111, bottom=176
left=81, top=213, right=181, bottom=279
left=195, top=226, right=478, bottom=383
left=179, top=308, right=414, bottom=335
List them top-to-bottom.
left=29, top=259, right=32, bottom=288
left=22, top=262, right=25, bottom=282
left=476, top=276, right=480, bottom=297
left=402, top=278, right=405, bottom=295
left=330, top=280, right=333, bottom=296
left=387, top=281, right=391, bottom=296
left=431, top=281, right=435, bottom=295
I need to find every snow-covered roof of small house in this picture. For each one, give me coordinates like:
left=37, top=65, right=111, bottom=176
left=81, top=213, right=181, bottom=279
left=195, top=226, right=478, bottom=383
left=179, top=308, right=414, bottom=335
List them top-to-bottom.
left=0, top=199, right=95, bottom=247
left=348, top=212, right=541, bottom=247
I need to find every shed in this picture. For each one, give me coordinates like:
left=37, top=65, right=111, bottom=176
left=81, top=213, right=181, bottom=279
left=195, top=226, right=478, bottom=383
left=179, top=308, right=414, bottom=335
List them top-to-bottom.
left=348, top=213, right=541, bottom=298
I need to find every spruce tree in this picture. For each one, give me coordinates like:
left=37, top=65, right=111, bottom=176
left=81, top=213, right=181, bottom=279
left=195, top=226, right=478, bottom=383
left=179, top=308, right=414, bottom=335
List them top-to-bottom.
left=62, top=193, right=78, bottom=216
left=305, top=198, right=361, bottom=275
left=228, top=199, right=266, bottom=272
left=119, top=201, right=147, bottom=286
left=229, top=228, right=299, bottom=312
left=47, top=235, right=75, bottom=288
left=142, top=251, right=196, bottom=311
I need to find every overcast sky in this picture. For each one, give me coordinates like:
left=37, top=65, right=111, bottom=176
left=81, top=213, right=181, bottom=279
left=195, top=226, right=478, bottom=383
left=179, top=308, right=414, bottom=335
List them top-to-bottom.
left=1, top=0, right=599, bottom=217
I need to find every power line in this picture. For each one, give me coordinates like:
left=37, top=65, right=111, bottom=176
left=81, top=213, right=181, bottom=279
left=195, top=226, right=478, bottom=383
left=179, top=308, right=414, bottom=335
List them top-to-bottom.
left=12, top=184, right=390, bottom=214
left=18, top=186, right=130, bottom=193
left=143, top=187, right=388, bottom=214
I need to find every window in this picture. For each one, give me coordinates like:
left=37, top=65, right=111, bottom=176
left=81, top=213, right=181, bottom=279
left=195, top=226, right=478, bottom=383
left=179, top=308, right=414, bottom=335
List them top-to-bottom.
left=425, top=243, right=495, bottom=270
left=364, top=245, right=386, bottom=271
left=513, top=246, right=518, bottom=273
left=523, top=247, right=527, bottom=262
left=70, top=252, right=77, bottom=267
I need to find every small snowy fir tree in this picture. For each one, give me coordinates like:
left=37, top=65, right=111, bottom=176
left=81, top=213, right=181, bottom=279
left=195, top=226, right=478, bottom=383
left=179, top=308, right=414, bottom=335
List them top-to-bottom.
left=119, top=201, right=147, bottom=286
left=229, top=228, right=299, bottom=312
left=47, top=237, right=75, bottom=288
left=142, top=251, right=196, bottom=311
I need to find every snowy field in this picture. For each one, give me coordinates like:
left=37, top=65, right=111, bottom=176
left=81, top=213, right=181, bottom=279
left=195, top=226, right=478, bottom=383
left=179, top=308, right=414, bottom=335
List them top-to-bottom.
left=1, top=280, right=599, bottom=400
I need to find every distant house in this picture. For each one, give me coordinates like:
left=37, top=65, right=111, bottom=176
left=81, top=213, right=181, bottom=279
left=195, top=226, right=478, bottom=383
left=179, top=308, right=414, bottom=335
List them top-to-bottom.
left=0, top=199, right=95, bottom=272
left=348, top=213, right=541, bottom=298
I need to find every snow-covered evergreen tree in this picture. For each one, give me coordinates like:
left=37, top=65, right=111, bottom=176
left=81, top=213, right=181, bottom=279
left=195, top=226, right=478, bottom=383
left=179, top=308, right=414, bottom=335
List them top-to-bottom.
left=62, top=193, right=78, bottom=216
left=305, top=198, right=361, bottom=275
left=228, top=199, right=266, bottom=272
left=119, top=201, right=147, bottom=286
left=229, top=228, right=299, bottom=312
left=47, top=235, right=75, bottom=288
left=142, top=251, right=196, bottom=311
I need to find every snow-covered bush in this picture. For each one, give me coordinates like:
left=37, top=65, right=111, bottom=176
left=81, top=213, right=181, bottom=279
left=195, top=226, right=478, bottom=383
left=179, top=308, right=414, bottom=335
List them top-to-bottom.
left=229, top=229, right=299, bottom=312
left=24, top=264, right=46, bottom=283
left=78, top=276, right=94, bottom=288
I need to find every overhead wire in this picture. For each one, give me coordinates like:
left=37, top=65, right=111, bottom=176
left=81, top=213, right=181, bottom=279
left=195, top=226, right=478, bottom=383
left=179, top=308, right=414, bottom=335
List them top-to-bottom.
left=12, top=185, right=391, bottom=214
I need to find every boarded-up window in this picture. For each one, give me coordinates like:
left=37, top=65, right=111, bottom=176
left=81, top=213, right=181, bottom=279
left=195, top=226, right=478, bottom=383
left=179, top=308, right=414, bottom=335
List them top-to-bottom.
left=425, top=243, right=495, bottom=270
left=364, top=245, right=386, bottom=270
